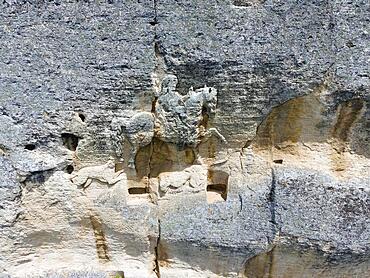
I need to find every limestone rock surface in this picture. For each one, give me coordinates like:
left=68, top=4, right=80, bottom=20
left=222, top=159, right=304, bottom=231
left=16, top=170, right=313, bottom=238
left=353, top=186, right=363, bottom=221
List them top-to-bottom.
left=0, top=0, right=369, bottom=277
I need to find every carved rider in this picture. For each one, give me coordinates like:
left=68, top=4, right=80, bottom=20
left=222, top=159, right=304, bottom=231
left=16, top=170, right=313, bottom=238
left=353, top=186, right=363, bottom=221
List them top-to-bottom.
left=117, top=74, right=226, bottom=169
left=154, top=75, right=190, bottom=146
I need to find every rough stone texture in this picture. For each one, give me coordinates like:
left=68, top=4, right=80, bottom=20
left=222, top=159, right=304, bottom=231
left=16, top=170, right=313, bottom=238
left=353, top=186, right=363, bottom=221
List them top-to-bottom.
left=0, top=0, right=369, bottom=277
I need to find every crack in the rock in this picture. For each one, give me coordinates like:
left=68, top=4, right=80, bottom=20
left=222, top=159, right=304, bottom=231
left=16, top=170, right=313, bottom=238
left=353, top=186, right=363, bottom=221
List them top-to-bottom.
left=152, top=0, right=158, bottom=25
left=152, top=0, right=166, bottom=93
left=151, top=1, right=162, bottom=276
left=239, top=151, right=244, bottom=173
left=268, top=167, right=278, bottom=244
left=238, top=193, right=243, bottom=215
left=154, top=219, right=161, bottom=278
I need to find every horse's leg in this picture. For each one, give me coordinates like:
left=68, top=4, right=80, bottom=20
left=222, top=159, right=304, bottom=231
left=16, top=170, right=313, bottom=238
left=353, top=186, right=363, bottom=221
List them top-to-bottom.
left=128, top=145, right=138, bottom=169
left=193, top=147, right=203, bottom=165
left=110, top=169, right=125, bottom=185
left=84, top=178, right=93, bottom=188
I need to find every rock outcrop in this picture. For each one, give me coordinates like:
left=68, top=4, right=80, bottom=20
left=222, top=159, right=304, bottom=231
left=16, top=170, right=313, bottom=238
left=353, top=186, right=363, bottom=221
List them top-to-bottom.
left=0, top=0, right=369, bottom=277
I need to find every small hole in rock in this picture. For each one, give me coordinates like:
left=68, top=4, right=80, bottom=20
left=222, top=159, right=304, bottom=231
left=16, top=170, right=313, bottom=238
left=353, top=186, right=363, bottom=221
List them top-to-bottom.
left=149, top=21, right=158, bottom=26
left=346, top=41, right=355, bottom=48
left=78, top=113, right=86, bottom=122
left=61, top=133, right=80, bottom=151
left=25, top=144, right=36, bottom=151
left=273, top=159, right=283, bottom=164
left=66, top=165, right=74, bottom=174
left=128, top=187, right=147, bottom=195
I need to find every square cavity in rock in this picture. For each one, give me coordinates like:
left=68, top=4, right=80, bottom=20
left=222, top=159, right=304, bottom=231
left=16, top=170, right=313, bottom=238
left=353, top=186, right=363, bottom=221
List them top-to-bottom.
left=206, top=170, right=229, bottom=204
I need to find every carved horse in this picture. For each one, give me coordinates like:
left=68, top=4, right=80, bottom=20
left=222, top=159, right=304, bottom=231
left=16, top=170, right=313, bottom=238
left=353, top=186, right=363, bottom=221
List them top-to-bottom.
left=121, top=75, right=226, bottom=168
left=183, top=85, right=226, bottom=147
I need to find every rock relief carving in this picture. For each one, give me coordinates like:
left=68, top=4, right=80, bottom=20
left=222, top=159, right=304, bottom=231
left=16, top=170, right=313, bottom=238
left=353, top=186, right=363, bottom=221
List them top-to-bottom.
left=120, top=74, right=226, bottom=168
left=70, top=161, right=126, bottom=188
left=158, top=165, right=207, bottom=194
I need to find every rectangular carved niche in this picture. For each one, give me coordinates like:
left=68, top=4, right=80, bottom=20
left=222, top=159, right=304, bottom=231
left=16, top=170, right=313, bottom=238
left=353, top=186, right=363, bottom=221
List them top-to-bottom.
left=206, top=170, right=229, bottom=204
left=128, top=187, right=148, bottom=195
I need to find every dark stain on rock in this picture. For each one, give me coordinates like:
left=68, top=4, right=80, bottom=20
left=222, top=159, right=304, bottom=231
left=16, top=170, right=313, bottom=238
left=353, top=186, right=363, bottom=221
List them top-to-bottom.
left=254, top=94, right=324, bottom=148
left=329, top=99, right=364, bottom=172
left=332, top=99, right=364, bottom=142
left=243, top=140, right=253, bottom=149
left=23, top=169, right=54, bottom=184
left=89, top=213, right=110, bottom=262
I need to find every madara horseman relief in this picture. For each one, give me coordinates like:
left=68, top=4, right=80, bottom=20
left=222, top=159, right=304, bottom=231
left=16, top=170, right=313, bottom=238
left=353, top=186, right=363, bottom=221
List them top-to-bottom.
left=116, top=74, right=227, bottom=169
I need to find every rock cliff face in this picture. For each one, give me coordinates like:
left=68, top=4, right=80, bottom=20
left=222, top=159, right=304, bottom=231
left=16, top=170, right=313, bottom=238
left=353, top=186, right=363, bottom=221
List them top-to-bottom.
left=0, top=1, right=369, bottom=277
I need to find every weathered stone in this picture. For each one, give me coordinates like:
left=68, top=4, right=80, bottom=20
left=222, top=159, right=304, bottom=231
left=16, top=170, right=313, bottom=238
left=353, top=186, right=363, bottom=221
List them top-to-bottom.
left=0, top=0, right=369, bottom=277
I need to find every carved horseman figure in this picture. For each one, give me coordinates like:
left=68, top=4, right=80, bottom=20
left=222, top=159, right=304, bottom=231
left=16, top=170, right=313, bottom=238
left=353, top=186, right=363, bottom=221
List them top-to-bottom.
left=120, top=74, right=226, bottom=168
left=154, top=74, right=190, bottom=145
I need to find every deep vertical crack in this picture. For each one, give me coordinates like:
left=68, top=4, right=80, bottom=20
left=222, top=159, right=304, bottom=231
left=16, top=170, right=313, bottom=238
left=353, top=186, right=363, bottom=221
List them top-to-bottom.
left=152, top=0, right=167, bottom=93
left=153, top=0, right=158, bottom=25
left=151, top=1, right=161, bottom=277
left=268, top=167, right=278, bottom=244
left=154, top=219, right=161, bottom=278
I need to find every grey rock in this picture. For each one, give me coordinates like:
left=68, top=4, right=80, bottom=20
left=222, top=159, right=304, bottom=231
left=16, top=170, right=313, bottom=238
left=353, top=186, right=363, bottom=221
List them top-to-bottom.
left=0, top=0, right=368, bottom=277
left=275, top=166, right=370, bottom=254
